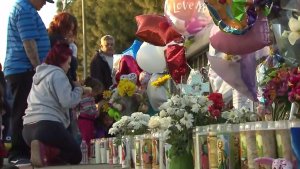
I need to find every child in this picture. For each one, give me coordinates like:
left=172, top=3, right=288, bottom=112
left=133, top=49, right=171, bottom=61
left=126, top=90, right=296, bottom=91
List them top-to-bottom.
left=74, top=76, right=104, bottom=154
left=95, top=108, right=114, bottom=138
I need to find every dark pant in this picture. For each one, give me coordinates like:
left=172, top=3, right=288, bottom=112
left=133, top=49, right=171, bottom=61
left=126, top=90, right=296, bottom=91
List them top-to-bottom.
left=5, top=71, right=34, bottom=161
left=22, top=120, right=82, bottom=164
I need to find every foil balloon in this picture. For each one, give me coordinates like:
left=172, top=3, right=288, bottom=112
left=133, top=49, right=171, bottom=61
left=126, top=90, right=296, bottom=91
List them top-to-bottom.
left=164, top=0, right=212, bottom=36
left=205, top=0, right=257, bottom=35
left=135, top=15, right=182, bottom=46
left=210, top=15, right=271, bottom=55
left=122, top=40, right=143, bottom=59
left=136, top=42, right=167, bottom=73
left=165, top=44, right=188, bottom=83
left=207, top=45, right=263, bottom=101
left=115, top=55, right=142, bottom=85
left=147, top=73, right=169, bottom=111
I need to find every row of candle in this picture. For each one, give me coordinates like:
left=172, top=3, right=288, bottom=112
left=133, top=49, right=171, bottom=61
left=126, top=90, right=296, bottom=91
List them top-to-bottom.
left=86, top=120, right=300, bottom=169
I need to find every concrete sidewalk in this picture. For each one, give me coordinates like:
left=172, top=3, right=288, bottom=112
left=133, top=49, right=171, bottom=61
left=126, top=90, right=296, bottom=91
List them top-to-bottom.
left=2, top=159, right=122, bottom=169
left=3, top=164, right=122, bottom=169
left=37, top=164, right=121, bottom=169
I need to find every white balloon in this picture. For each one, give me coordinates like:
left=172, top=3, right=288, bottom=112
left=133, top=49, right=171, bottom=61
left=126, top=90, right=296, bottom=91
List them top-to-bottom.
left=136, top=42, right=166, bottom=73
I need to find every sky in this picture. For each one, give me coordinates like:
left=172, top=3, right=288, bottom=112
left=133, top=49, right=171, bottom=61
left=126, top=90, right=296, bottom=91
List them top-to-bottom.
left=0, top=0, right=58, bottom=67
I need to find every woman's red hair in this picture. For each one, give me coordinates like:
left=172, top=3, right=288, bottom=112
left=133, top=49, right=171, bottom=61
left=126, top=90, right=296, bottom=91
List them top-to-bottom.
left=44, top=42, right=72, bottom=67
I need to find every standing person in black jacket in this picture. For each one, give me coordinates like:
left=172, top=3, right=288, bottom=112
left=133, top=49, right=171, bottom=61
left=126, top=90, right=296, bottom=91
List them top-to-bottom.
left=90, top=35, right=115, bottom=138
left=90, top=35, right=115, bottom=92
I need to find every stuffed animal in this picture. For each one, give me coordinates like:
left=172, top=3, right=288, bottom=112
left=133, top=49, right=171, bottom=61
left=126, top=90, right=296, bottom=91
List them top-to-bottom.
left=282, top=16, right=300, bottom=45
left=254, top=157, right=293, bottom=169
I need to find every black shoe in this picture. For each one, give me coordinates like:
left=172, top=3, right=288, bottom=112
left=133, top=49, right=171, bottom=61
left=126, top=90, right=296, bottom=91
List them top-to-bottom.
left=9, top=158, right=31, bottom=167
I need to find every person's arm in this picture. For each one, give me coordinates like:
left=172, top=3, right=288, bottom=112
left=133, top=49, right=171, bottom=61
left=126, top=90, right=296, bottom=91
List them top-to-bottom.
left=23, top=39, right=40, bottom=69
left=52, top=71, right=83, bottom=108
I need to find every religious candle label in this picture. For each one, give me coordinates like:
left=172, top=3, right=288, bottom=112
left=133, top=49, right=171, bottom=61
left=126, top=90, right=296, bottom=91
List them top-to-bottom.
left=275, top=129, right=293, bottom=160
left=239, top=131, right=248, bottom=169
left=245, top=131, right=258, bottom=169
left=208, top=132, right=218, bottom=169
left=228, top=133, right=241, bottom=169
left=197, top=134, right=209, bottom=169
left=217, top=134, right=230, bottom=169
left=135, top=138, right=142, bottom=168
left=141, top=138, right=152, bottom=169
left=152, top=138, right=159, bottom=169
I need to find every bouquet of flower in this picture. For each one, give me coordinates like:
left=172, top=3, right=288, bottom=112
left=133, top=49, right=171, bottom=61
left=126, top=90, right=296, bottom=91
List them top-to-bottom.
left=261, top=65, right=291, bottom=120
left=288, top=67, right=300, bottom=102
left=108, top=79, right=142, bottom=116
left=117, top=79, right=137, bottom=97
left=99, top=90, right=112, bottom=112
left=207, top=92, right=225, bottom=118
left=148, top=94, right=224, bottom=156
left=222, top=107, right=259, bottom=124
left=108, top=112, right=150, bottom=143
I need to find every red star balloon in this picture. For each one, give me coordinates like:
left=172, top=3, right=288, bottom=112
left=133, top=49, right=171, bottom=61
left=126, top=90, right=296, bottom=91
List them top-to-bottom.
left=135, top=14, right=182, bottom=46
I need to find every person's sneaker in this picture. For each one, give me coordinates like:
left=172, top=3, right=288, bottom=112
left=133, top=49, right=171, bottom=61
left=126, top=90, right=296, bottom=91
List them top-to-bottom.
left=30, top=140, right=60, bottom=167
left=9, top=158, right=31, bottom=167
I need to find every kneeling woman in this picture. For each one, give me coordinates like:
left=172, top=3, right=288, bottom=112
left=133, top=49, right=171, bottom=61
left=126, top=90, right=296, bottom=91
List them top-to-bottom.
left=22, top=42, right=88, bottom=167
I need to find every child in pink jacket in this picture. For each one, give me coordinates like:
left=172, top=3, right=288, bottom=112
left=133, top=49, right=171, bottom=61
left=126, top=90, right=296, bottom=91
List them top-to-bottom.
left=74, top=76, right=103, bottom=155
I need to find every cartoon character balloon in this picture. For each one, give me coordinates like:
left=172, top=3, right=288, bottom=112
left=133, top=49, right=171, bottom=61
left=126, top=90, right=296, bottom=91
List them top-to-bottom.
left=164, top=0, right=212, bottom=36
left=205, top=0, right=257, bottom=35
left=115, top=55, right=142, bottom=85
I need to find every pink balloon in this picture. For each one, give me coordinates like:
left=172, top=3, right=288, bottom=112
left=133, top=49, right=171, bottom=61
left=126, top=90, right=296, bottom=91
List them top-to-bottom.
left=164, top=0, right=212, bottom=36
left=209, top=16, right=272, bottom=55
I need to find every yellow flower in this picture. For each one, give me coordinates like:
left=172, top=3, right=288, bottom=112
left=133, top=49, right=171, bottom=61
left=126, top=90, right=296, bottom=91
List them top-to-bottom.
left=151, top=74, right=171, bottom=87
left=117, top=79, right=136, bottom=97
left=103, top=90, right=112, bottom=100
left=102, top=102, right=110, bottom=112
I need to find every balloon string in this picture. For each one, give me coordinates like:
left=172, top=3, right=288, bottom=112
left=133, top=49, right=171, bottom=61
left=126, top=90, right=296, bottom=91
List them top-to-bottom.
left=186, top=63, right=192, bottom=70
left=179, top=76, right=183, bottom=97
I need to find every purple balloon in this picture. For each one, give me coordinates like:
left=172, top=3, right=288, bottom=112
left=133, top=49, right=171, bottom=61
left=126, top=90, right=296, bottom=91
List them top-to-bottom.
left=207, top=46, right=269, bottom=101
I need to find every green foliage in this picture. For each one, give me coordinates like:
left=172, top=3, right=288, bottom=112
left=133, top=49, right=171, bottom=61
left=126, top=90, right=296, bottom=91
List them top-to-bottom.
left=63, top=0, right=164, bottom=79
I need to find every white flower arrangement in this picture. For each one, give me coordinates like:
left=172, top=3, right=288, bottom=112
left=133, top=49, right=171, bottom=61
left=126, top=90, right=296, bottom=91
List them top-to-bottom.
left=148, top=94, right=218, bottom=155
left=221, top=107, right=259, bottom=124
left=108, top=112, right=151, bottom=136
left=148, top=116, right=171, bottom=131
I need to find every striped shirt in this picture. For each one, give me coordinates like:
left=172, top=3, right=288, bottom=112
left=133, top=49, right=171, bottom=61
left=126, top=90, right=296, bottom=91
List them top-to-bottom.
left=4, top=0, right=50, bottom=76
left=75, top=96, right=98, bottom=116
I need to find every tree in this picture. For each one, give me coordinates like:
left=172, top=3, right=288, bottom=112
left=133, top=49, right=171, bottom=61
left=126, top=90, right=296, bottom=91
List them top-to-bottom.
left=64, top=0, right=164, bottom=79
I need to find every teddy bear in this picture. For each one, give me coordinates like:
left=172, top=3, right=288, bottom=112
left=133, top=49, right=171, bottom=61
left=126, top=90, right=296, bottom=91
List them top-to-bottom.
left=282, top=16, right=300, bottom=45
